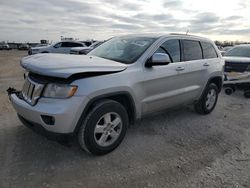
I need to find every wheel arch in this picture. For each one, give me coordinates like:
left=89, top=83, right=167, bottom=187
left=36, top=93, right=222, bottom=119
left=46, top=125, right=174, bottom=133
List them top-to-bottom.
left=197, top=75, right=223, bottom=103
left=208, top=76, right=223, bottom=93
left=74, top=91, right=136, bottom=133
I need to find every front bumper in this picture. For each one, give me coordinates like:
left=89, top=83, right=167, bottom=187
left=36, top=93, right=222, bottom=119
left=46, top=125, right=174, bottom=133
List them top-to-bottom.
left=10, top=93, right=89, bottom=134
left=18, top=114, right=73, bottom=140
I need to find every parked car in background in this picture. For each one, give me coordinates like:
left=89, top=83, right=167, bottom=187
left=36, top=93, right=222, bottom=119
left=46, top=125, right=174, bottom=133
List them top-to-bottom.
left=9, top=34, right=224, bottom=155
left=80, top=40, right=94, bottom=47
left=28, top=41, right=86, bottom=55
left=70, top=41, right=104, bottom=55
left=0, top=43, right=11, bottom=50
left=19, top=44, right=29, bottom=50
left=35, top=44, right=49, bottom=47
left=224, top=45, right=250, bottom=72
left=220, top=46, right=234, bottom=56
left=223, top=46, right=233, bottom=52
left=220, top=50, right=226, bottom=56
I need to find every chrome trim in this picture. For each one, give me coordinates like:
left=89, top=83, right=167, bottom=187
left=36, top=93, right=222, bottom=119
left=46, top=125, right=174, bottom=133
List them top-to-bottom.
left=22, top=77, right=44, bottom=105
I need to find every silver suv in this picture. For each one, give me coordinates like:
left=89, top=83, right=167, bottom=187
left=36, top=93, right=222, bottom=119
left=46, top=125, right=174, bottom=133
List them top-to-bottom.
left=9, top=34, right=224, bottom=155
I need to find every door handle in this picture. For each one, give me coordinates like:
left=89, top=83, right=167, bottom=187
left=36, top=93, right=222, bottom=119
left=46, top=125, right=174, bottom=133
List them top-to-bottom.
left=203, top=63, right=210, bottom=66
left=176, top=67, right=185, bottom=71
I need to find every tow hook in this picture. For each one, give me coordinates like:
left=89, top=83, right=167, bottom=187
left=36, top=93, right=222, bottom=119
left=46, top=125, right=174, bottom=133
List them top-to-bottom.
left=7, top=87, right=20, bottom=96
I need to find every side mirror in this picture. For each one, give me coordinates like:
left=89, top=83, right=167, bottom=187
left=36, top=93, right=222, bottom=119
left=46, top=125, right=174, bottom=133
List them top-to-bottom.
left=145, top=53, right=171, bottom=67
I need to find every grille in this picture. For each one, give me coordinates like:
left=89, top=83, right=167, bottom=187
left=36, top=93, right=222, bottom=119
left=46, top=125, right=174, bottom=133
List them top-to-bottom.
left=22, top=77, right=44, bottom=105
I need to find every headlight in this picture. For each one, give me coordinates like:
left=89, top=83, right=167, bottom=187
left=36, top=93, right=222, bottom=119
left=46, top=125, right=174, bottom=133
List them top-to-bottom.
left=43, top=84, right=77, bottom=98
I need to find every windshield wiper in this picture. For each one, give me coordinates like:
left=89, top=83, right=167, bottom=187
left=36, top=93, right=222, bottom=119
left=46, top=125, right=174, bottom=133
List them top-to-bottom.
left=97, top=56, right=129, bottom=64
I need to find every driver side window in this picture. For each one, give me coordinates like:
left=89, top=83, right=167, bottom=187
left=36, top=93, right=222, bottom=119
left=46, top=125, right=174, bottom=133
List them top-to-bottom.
left=155, top=39, right=181, bottom=63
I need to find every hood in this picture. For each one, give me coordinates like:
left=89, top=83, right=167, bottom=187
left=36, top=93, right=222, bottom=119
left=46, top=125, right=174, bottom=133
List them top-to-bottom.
left=71, top=47, right=90, bottom=51
left=21, top=53, right=127, bottom=79
left=224, top=56, right=250, bottom=63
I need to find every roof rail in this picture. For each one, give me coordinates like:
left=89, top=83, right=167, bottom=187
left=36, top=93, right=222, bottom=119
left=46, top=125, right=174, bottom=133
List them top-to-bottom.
left=170, top=33, right=192, bottom=36
left=170, top=33, right=206, bottom=38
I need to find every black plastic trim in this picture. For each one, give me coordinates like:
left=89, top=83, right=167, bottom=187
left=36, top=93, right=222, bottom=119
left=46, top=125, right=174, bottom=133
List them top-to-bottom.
left=29, top=70, right=123, bottom=84
left=74, top=91, right=136, bottom=133
left=18, top=114, right=73, bottom=140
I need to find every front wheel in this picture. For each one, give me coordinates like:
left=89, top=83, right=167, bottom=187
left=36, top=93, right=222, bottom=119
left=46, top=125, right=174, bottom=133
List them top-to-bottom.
left=194, top=83, right=219, bottom=114
left=78, top=100, right=129, bottom=155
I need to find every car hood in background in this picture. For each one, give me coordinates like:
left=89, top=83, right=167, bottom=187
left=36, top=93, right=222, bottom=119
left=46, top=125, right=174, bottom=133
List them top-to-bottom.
left=20, top=54, right=127, bottom=79
left=224, top=56, right=250, bottom=72
left=224, top=56, right=250, bottom=63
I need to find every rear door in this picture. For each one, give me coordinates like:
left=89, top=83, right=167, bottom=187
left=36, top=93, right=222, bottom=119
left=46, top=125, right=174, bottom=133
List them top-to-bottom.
left=179, top=40, right=213, bottom=100
left=200, top=41, right=220, bottom=73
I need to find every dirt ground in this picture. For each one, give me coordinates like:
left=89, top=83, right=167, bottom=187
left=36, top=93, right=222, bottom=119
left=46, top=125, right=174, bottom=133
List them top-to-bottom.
left=0, top=50, right=250, bottom=188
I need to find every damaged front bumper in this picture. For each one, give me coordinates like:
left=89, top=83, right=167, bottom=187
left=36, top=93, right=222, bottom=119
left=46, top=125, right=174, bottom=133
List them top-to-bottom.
left=7, top=87, right=89, bottom=134
left=7, top=87, right=22, bottom=99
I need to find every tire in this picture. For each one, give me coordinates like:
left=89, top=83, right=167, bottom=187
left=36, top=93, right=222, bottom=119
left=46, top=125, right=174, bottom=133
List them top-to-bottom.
left=194, top=83, right=219, bottom=114
left=225, top=87, right=234, bottom=95
left=244, top=90, right=250, bottom=98
left=78, top=100, right=129, bottom=155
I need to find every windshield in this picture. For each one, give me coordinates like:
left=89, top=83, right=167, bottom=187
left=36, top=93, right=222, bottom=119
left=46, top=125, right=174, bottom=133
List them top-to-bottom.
left=88, top=36, right=157, bottom=64
left=90, top=41, right=102, bottom=48
left=225, top=46, right=250, bottom=57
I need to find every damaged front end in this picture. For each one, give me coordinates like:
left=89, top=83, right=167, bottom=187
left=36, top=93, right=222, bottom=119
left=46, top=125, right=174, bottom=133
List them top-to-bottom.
left=7, top=73, right=45, bottom=106
left=7, top=87, right=23, bottom=99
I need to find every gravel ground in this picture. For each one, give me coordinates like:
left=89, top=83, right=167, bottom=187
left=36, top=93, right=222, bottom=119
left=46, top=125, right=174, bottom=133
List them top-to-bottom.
left=0, top=50, right=250, bottom=188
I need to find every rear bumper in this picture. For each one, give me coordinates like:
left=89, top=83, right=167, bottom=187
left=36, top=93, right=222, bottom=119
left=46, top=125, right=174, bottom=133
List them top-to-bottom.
left=10, top=93, right=89, bottom=134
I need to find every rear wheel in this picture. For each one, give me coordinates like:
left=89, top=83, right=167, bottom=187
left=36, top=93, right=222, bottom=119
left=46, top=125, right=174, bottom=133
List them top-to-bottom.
left=195, top=83, right=219, bottom=114
left=225, top=87, right=234, bottom=95
left=244, top=90, right=250, bottom=98
left=78, top=100, right=129, bottom=155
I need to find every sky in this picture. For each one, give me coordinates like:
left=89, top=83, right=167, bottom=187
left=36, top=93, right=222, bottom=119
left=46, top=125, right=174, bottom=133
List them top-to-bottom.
left=0, top=0, right=250, bottom=43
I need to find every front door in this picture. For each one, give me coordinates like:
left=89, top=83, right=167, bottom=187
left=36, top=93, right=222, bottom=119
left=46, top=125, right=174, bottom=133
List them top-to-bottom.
left=141, top=39, right=188, bottom=115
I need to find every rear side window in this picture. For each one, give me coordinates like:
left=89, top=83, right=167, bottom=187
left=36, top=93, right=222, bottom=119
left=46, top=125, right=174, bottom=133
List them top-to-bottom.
left=155, top=39, right=180, bottom=62
left=182, top=40, right=202, bottom=61
left=61, top=42, right=83, bottom=47
left=61, top=42, right=70, bottom=47
left=70, top=42, right=84, bottom=47
left=201, top=42, right=218, bottom=59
